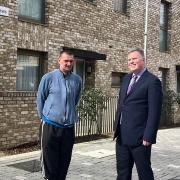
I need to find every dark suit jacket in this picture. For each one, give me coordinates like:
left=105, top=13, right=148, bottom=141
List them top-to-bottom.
left=114, top=70, right=163, bottom=146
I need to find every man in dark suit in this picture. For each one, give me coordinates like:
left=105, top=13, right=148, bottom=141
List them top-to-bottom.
left=114, top=48, right=163, bottom=180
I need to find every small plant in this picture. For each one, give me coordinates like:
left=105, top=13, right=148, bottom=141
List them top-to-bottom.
left=77, top=88, right=106, bottom=134
left=77, top=88, right=106, bottom=121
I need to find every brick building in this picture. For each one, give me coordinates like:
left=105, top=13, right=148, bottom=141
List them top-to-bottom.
left=0, top=0, right=180, bottom=149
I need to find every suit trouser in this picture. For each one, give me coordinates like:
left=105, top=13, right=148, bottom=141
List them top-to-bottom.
left=40, top=122, right=75, bottom=180
left=116, top=141, right=154, bottom=180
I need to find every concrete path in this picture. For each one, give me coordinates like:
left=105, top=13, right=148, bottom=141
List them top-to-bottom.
left=0, top=127, right=180, bottom=180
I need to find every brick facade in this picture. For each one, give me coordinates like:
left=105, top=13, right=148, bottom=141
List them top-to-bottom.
left=0, top=0, right=180, bottom=149
left=0, top=92, right=38, bottom=149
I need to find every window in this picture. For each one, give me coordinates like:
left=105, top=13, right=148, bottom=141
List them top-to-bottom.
left=18, top=0, right=45, bottom=23
left=84, top=0, right=96, bottom=4
left=85, top=0, right=96, bottom=3
left=114, top=0, right=128, bottom=14
left=159, top=1, right=170, bottom=52
left=16, top=50, right=45, bottom=91
left=73, top=59, right=85, bottom=86
left=176, top=66, right=180, bottom=93
left=158, top=67, right=168, bottom=92
left=111, top=72, right=126, bottom=87
left=177, top=72, right=180, bottom=93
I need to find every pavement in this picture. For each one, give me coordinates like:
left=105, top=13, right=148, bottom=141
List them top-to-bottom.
left=0, top=127, right=180, bottom=180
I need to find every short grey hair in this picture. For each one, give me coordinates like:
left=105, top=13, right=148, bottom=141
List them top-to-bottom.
left=128, top=48, right=145, bottom=60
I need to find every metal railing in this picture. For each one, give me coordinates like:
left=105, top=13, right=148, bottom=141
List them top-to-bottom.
left=75, top=96, right=118, bottom=138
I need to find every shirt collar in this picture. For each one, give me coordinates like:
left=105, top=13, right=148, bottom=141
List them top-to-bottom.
left=133, top=68, right=146, bottom=78
left=59, top=69, right=71, bottom=78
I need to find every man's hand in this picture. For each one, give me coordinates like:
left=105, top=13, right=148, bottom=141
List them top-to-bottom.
left=143, top=140, right=151, bottom=146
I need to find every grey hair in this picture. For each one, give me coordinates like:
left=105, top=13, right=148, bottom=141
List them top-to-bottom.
left=128, top=48, right=145, bottom=60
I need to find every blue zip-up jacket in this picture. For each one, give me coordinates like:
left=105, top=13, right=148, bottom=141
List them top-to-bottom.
left=36, top=69, right=82, bottom=126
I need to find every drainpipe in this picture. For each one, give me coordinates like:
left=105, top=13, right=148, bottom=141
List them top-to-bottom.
left=144, top=0, right=149, bottom=65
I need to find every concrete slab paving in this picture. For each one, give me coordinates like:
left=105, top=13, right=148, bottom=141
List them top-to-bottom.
left=0, top=127, right=179, bottom=180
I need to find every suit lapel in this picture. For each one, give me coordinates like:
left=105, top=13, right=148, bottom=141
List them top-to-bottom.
left=126, top=70, right=149, bottom=97
left=121, top=74, right=132, bottom=101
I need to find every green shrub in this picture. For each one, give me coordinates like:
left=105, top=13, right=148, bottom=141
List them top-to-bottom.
left=77, top=88, right=106, bottom=122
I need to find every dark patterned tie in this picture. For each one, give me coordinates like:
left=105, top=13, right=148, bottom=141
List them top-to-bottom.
left=127, top=75, right=138, bottom=95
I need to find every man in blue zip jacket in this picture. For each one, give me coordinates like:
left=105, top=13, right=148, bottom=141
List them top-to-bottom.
left=37, top=50, right=82, bottom=180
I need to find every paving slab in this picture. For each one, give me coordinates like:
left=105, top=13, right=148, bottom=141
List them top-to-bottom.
left=0, top=127, right=180, bottom=180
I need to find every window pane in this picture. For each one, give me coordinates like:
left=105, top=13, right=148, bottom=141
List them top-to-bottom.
left=18, top=0, right=43, bottom=21
left=114, top=0, right=127, bottom=13
left=122, top=0, right=127, bottom=13
left=159, top=1, right=169, bottom=51
left=160, top=2, right=169, bottom=28
left=160, top=3, right=165, bottom=26
left=160, top=29, right=168, bottom=51
left=16, top=54, right=39, bottom=91
left=73, top=60, right=85, bottom=85
left=76, top=60, right=84, bottom=80
left=111, top=72, right=126, bottom=87
left=177, top=72, right=180, bottom=93
left=112, top=76, right=120, bottom=87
